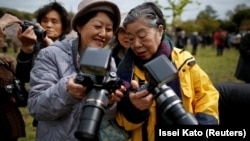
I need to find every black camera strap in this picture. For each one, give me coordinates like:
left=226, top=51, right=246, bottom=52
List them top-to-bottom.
left=56, top=38, right=80, bottom=73
left=71, top=38, right=80, bottom=73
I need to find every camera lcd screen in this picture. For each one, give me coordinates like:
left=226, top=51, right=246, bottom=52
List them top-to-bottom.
left=79, top=47, right=111, bottom=76
left=144, top=54, right=177, bottom=87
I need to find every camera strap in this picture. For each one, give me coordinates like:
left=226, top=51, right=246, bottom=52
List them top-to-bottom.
left=57, top=38, right=80, bottom=73
left=71, top=38, right=80, bottom=73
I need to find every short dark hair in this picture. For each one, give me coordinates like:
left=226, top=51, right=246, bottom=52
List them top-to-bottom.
left=36, top=2, right=71, bottom=35
left=123, top=2, right=166, bottom=31
left=75, top=10, right=115, bottom=32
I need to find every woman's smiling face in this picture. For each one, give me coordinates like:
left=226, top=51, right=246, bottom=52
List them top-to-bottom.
left=77, top=12, right=114, bottom=50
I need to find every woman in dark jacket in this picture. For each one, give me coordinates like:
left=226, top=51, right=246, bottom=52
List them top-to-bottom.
left=16, top=1, right=71, bottom=87
left=16, top=1, right=71, bottom=127
left=0, top=13, right=26, bottom=141
left=235, top=32, right=250, bottom=83
left=0, top=54, right=26, bottom=141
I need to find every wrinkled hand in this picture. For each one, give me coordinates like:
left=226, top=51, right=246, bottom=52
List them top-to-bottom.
left=17, top=23, right=53, bottom=53
left=34, top=23, right=53, bottom=46
left=17, top=26, right=37, bottom=53
left=42, top=36, right=53, bottom=46
left=0, top=53, right=16, bottom=71
left=67, top=77, right=88, bottom=100
left=67, top=77, right=125, bottom=103
left=129, top=80, right=153, bottom=111
left=108, top=85, right=126, bottom=104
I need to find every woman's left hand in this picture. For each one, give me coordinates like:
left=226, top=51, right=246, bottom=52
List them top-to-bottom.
left=108, top=85, right=126, bottom=104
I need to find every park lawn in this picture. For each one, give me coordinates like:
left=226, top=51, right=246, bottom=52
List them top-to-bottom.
left=188, top=45, right=243, bottom=84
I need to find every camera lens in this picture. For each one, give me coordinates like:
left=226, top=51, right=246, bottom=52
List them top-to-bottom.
left=155, top=84, right=198, bottom=125
left=74, top=89, right=109, bottom=141
left=75, top=106, right=104, bottom=141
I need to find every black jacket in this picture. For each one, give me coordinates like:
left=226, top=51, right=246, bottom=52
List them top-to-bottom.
left=235, top=32, right=250, bottom=83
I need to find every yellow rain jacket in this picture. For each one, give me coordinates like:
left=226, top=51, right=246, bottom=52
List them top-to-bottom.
left=116, top=47, right=219, bottom=141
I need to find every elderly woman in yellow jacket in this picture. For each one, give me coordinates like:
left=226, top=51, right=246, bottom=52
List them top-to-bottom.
left=116, top=2, right=219, bottom=141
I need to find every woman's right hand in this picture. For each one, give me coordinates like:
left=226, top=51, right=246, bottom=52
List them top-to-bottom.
left=17, top=25, right=37, bottom=53
left=66, top=77, right=88, bottom=100
left=129, top=80, right=154, bottom=111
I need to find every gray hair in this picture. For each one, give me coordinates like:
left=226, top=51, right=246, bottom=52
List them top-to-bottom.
left=123, top=2, right=166, bottom=30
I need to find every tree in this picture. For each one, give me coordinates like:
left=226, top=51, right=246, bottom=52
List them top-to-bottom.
left=151, top=0, right=200, bottom=30
left=234, top=4, right=249, bottom=13
left=180, top=5, right=219, bottom=36
left=202, top=5, right=217, bottom=19
left=0, top=7, right=35, bottom=20
left=232, top=9, right=250, bottom=27
left=179, top=20, right=202, bottom=34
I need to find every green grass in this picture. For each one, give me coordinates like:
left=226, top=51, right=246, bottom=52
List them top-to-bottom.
left=2, top=44, right=243, bottom=141
left=186, top=45, right=243, bottom=84
left=19, top=107, right=36, bottom=141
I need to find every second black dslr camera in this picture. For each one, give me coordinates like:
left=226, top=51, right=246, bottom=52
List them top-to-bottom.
left=21, top=20, right=46, bottom=41
left=74, top=47, right=122, bottom=141
left=138, top=54, right=198, bottom=125
left=0, top=59, right=27, bottom=107
left=5, top=79, right=27, bottom=107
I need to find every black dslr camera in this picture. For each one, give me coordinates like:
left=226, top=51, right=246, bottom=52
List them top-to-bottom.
left=21, top=20, right=46, bottom=41
left=74, top=47, right=122, bottom=141
left=138, top=54, right=198, bottom=125
left=0, top=59, right=27, bottom=107
left=5, top=79, right=27, bottom=107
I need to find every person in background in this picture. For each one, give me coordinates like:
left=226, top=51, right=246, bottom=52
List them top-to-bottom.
left=28, top=0, right=128, bottom=140
left=16, top=1, right=71, bottom=90
left=16, top=2, right=71, bottom=127
left=115, top=2, right=219, bottom=141
left=110, top=12, right=130, bottom=66
left=0, top=13, right=26, bottom=141
left=175, top=27, right=187, bottom=49
left=213, top=27, right=227, bottom=56
left=190, top=31, right=199, bottom=55
left=235, top=32, right=250, bottom=83
left=233, top=33, right=241, bottom=49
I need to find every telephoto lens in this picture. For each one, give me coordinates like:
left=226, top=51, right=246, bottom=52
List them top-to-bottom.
left=74, top=47, right=122, bottom=141
left=141, top=54, right=199, bottom=125
left=155, top=85, right=198, bottom=125
left=74, top=88, right=109, bottom=141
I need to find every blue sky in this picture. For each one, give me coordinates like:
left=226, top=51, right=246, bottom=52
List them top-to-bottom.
left=0, top=0, right=250, bottom=22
